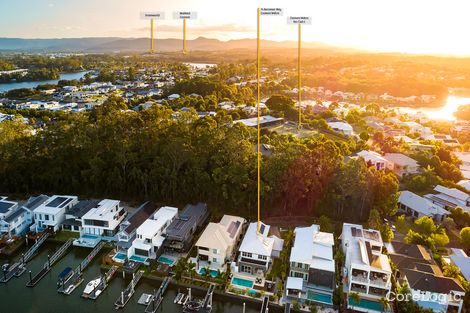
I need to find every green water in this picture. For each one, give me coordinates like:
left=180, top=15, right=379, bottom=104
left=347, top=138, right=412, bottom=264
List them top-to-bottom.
left=0, top=242, right=275, bottom=313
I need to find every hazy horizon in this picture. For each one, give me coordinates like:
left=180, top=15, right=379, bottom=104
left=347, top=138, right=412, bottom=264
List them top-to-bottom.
left=1, top=0, right=470, bottom=56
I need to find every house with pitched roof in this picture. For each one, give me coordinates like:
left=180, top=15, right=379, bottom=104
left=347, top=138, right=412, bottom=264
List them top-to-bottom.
left=424, top=185, right=470, bottom=213
left=398, top=191, right=450, bottom=222
left=195, top=215, right=246, bottom=274
left=230, top=221, right=284, bottom=291
left=389, top=242, right=465, bottom=313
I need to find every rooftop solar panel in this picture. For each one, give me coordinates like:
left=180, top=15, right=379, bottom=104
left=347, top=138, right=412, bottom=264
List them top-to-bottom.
left=47, top=196, right=68, bottom=208
left=58, top=197, right=73, bottom=208
left=0, top=201, right=14, bottom=213
left=227, top=221, right=241, bottom=239
left=259, top=224, right=266, bottom=234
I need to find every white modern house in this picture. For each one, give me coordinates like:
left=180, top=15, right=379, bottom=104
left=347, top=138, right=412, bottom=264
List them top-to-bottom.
left=327, top=121, right=353, bottom=137
left=356, top=150, right=388, bottom=171
left=383, top=153, right=420, bottom=177
left=424, top=185, right=470, bottom=213
left=398, top=191, right=450, bottom=222
left=34, top=195, right=79, bottom=233
left=74, top=199, right=126, bottom=247
left=116, top=202, right=158, bottom=257
left=126, top=206, right=178, bottom=262
left=195, top=215, right=246, bottom=274
left=231, top=222, right=284, bottom=291
left=341, top=223, right=392, bottom=313
left=285, top=224, right=335, bottom=306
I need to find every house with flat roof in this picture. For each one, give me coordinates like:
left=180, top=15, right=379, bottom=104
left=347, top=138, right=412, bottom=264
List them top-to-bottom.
left=355, top=150, right=388, bottom=171
left=383, top=153, right=419, bottom=177
left=424, top=185, right=470, bottom=213
left=398, top=191, right=450, bottom=222
left=33, top=195, right=79, bottom=233
left=74, top=199, right=126, bottom=247
left=61, top=200, right=99, bottom=233
left=116, top=202, right=158, bottom=254
left=164, top=203, right=209, bottom=253
left=127, top=206, right=178, bottom=262
left=195, top=215, right=246, bottom=273
left=231, top=221, right=284, bottom=291
left=341, top=223, right=392, bottom=313
left=285, top=224, right=335, bottom=307
left=389, top=242, right=465, bottom=313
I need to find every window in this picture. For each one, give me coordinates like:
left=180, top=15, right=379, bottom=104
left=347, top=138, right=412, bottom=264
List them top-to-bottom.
left=45, top=215, right=49, bottom=221
left=199, top=247, right=209, bottom=251
left=212, top=249, right=218, bottom=254
left=242, top=252, right=252, bottom=258
left=258, top=255, right=267, bottom=260
left=212, top=258, right=217, bottom=263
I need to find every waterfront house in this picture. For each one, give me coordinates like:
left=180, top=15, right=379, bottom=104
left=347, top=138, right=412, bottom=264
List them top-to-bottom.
left=356, top=150, right=388, bottom=171
left=383, top=153, right=419, bottom=177
left=424, top=185, right=470, bottom=213
left=398, top=191, right=450, bottom=222
left=22, top=195, right=49, bottom=233
left=34, top=195, right=79, bottom=233
left=0, top=197, right=25, bottom=237
left=73, top=199, right=126, bottom=247
left=61, top=200, right=99, bottom=233
left=116, top=202, right=158, bottom=256
left=164, top=203, right=209, bottom=253
left=127, top=206, right=178, bottom=262
left=195, top=215, right=246, bottom=274
left=231, top=221, right=284, bottom=291
left=341, top=223, right=392, bottom=313
left=285, top=224, right=335, bottom=306
left=389, top=242, right=465, bottom=313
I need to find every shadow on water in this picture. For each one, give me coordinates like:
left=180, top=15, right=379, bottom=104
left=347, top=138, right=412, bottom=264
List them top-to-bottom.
left=0, top=242, right=277, bottom=313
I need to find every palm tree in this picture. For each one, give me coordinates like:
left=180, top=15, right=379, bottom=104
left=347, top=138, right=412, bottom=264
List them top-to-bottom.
left=174, top=258, right=188, bottom=281
left=187, top=261, right=196, bottom=280
left=349, top=292, right=360, bottom=311
left=379, top=296, right=391, bottom=313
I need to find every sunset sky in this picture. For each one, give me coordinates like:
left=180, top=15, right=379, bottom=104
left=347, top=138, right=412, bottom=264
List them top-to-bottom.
left=1, top=0, right=469, bottom=55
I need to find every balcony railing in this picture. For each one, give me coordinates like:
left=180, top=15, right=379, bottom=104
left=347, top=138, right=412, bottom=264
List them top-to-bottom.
left=351, top=274, right=369, bottom=284
left=369, top=277, right=390, bottom=288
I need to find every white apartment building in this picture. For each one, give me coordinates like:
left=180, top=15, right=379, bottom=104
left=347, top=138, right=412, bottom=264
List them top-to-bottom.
left=34, top=195, right=78, bottom=232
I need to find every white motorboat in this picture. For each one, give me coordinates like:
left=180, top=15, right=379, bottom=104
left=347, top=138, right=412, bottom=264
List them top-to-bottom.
left=82, top=277, right=101, bottom=298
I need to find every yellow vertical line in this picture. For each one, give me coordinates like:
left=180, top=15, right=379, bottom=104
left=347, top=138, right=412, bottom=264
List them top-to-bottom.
left=257, top=7, right=261, bottom=235
left=183, top=18, right=187, bottom=54
left=150, top=19, right=154, bottom=53
left=298, top=23, right=302, bottom=129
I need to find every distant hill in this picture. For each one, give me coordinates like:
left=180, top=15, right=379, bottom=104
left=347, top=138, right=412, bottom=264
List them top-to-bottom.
left=0, top=36, right=359, bottom=53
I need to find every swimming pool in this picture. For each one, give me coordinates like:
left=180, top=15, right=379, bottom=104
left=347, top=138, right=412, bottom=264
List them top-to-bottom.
left=81, top=234, right=99, bottom=240
left=113, top=252, right=127, bottom=262
left=129, top=255, right=147, bottom=263
left=157, top=256, right=175, bottom=266
left=199, top=268, right=219, bottom=278
left=231, top=277, right=254, bottom=289
left=307, top=291, right=333, bottom=304
left=349, top=296, right=383, bottom=312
